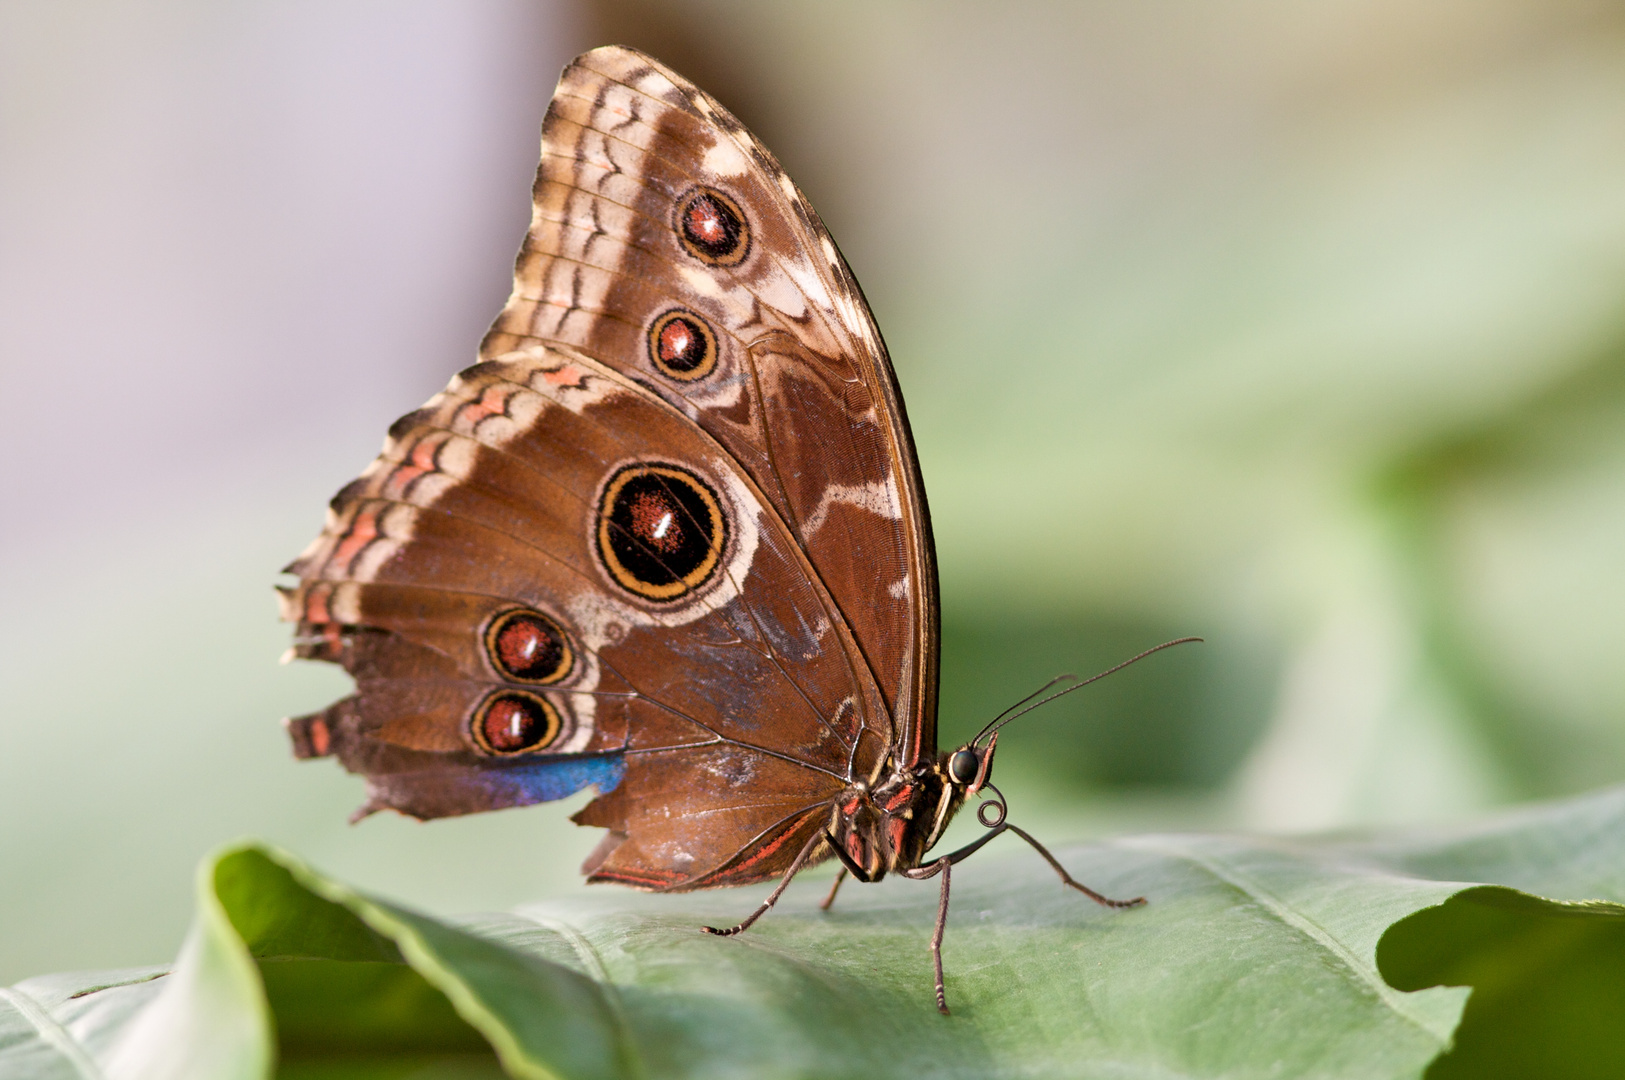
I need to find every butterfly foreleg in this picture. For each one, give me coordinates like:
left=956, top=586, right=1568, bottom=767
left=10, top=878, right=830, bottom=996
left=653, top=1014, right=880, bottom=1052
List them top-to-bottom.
left=896, top=818, right=1008, bottom=1012
left=914, top=819, right=1010, bottom=868
left=1004, top=823, right=1145, bottom=909
left=701, top=829, right=827, bottom=938
left=901, top=855, right=954, bottom=1014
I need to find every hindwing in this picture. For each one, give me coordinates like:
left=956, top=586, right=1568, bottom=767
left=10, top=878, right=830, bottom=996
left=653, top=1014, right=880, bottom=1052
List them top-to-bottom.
left=282, top=47, right=939, bottom=889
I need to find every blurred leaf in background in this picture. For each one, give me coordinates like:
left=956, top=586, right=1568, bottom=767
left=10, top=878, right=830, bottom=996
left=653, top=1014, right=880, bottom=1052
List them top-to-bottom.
left=3, top=0, right=1625, bottom=984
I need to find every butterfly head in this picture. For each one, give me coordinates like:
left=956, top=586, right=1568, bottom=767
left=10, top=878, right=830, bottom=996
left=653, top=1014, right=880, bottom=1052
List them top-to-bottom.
left=943, top=731, right=998, bottom=795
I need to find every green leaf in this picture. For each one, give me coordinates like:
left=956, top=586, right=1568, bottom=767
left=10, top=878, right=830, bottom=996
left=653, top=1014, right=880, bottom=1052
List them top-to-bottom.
left=11, top=786, right=1625, bottom=1079
left=211, top=847, right=632, bottom=1080
left=1380, top=888, right=1625, bottom=1080
left=1, top=967, right=172, bottom=1080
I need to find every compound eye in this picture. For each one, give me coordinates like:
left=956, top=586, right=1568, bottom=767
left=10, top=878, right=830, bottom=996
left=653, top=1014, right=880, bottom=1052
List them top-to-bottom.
left=948, top=749, right=980, bottom=786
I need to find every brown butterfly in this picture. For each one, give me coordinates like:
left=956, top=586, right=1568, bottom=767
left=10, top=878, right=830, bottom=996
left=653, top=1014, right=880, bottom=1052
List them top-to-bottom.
left=280, top=44, right=1166, bottom=1014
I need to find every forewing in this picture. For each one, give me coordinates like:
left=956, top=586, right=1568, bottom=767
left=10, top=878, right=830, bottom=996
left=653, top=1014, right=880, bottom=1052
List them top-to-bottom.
left=482, top=46, right=940, bottom=765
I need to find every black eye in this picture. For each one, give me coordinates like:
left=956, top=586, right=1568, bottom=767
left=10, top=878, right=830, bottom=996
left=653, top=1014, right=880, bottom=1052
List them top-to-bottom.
left=948, top=749, right=980, bottom=785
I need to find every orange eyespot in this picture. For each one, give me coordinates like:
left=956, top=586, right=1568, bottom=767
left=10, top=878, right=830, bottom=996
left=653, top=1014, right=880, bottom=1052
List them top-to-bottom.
left=675, top=187, right=750, bottom=266
left=647, top=309, right=717, bottom=381
left=596, top=463, right=726, bottom=602
left=484, top=609, right=572, bottom=684
left=471, top=691, right=562, bottom=755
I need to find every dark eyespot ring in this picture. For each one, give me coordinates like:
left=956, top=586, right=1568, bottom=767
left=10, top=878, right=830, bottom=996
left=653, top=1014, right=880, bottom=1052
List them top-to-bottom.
left=675, top=187, right=750, bottom=266
left=647, top=309, right=718, bottom=381
left=595, top=463, right=727, bottom=602
left=484, top=609, right=572, bottom=684
left=471, top=691, right=562, bottom=755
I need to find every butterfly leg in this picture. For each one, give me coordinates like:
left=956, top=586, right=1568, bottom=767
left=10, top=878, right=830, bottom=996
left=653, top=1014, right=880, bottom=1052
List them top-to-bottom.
left=917, top=819, right=1011, bottom=867
left=893, top=823, right=1143, bottom=1015
left=1004, top=823, right=1145, bottom=909
left=902, top=825, right=1021, bottom=1014
left=702, top=829, right=826, bottom=937
left=902, top=856, right=954, bottom=1014
left=820, top=867, right=848, bottom=911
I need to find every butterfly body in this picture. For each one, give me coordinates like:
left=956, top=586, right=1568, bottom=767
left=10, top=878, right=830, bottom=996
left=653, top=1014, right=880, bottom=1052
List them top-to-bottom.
left=282, top=45, right=1141, bottom=1013
left=825, top=756, right=963, bottom=883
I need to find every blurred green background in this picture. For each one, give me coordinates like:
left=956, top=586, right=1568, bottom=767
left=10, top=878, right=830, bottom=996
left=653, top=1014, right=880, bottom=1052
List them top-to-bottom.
left=4, top=0, right=1625, bottom=984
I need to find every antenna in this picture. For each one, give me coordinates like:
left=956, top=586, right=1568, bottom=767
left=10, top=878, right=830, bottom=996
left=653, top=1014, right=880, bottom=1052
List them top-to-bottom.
left=972, top=637, right=1203, bottom=748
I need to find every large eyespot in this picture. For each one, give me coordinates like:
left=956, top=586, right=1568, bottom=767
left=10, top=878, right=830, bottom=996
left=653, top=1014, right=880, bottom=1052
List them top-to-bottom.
left=675, top=187, right=750, bottom=266
left=647, top=309, right=717, bottom=381
left=596, top=463, right=727, bottom=602
left=484, top=609, right=571, bottom=684
left=471, top=691, right=562, bottom=755
left=948, top=749, right=980, bottom=785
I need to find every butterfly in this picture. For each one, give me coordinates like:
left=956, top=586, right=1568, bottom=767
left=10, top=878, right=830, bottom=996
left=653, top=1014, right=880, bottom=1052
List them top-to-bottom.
left=280, top=44, right=1164, bottom=1014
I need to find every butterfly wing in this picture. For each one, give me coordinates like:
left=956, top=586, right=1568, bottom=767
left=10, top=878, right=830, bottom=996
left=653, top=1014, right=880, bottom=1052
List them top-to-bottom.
left=282, top=47, right=939, bottom=890
left=483, top=47, right=940, bottom=766
left=284, top=345, right=890, bottom=887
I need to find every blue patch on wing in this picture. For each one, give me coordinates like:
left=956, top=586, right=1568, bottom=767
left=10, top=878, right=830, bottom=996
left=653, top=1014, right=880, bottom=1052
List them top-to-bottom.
left=487, top=752, right=626, bottom=805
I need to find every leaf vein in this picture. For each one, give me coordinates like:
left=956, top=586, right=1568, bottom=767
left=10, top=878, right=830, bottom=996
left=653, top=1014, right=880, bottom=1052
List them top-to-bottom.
left=1117, top=836, right=1448, bottom=1047
left=509, top=911, right=647, bottom=1079
left=0, top=986, right=104, bottom=1080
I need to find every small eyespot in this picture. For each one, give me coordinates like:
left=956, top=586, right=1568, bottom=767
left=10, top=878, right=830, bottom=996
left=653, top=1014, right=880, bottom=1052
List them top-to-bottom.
left=675, top=187, right=750, bottom=266
left=647, top=309, right=717, bottom=381
left=596, top=463, right=728, bottom=602
left=484, top=609, right=572, bottom=684
left=472, top=691, right=561, bottom=755
left=948, top=749, right=980, bottom=786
